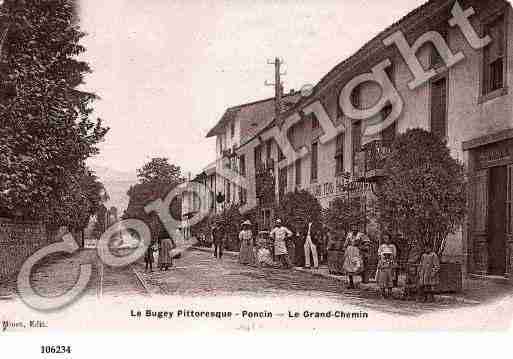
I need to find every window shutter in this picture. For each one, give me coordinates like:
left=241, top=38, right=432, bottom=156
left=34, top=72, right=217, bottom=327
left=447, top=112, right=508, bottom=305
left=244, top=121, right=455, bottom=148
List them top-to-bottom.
left=431, top=77, right=447, bottom=139
left=470, top=170, right=488, bottom=233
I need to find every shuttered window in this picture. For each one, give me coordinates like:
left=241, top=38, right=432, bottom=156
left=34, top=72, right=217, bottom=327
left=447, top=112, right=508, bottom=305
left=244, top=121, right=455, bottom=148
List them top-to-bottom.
left=483, top=15, right=505, bottom=94
left=431, top=25, right=449, bottom=68
left=431, top=77, right=447, bottom=139
left=352, top=121, right=362, bottom=173
left=335, top=133, right=345, bottom=175
left=266, top=140, right=272, bottom=160
left=311, top=142, right=318, bottom=183
left=254, top=145, right=262, bottom=170
left=239, top=155, right=246, bottom=176
left=295, top=158, right=302, bottom=186
left=279, top=167, right=287, bottom=202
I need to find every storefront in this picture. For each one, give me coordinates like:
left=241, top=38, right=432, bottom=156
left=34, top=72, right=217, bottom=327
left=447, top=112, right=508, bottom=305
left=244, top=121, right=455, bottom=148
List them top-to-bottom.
left=465, top=132, right=513, bottom=277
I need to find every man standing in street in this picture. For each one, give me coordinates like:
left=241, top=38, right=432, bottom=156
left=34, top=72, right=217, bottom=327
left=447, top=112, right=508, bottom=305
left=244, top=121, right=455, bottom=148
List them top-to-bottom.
left=270, top=219, right=293, bottom=269
left=304, top=221, right=319, bottom=269
left=212, top=223, right=223, bottom=259
left=345, top=224, right=371, bottom=283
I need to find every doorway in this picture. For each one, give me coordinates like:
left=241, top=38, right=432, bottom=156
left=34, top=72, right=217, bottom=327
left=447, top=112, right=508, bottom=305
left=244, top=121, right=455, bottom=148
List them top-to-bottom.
left=488, top=166, right=507, bottom=275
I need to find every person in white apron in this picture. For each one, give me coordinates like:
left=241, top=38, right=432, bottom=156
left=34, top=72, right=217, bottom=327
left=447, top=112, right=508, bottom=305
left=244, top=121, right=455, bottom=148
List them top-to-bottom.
left=270, top=219, right=293, bottom=269
left=304, top=222, right=319, bottom=269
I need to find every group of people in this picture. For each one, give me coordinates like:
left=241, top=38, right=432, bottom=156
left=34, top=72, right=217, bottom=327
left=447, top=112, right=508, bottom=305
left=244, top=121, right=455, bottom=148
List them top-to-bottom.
left=211, top=218, right=442, bottom=302
left=345, top=228, right=441, bottom=302
left=144, top=237, right=177, bottom=272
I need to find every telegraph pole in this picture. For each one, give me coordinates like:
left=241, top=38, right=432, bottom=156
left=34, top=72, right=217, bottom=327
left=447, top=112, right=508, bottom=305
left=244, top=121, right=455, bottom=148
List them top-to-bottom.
left=265, top=57, right=286, bottom=128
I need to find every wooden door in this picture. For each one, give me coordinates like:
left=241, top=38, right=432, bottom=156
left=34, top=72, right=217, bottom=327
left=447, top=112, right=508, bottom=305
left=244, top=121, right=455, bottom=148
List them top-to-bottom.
left=506, top=165, right=513, bottom=274
left=488, top=166, right=507, bottom=275
left=469, top=169, right=488, bottom=274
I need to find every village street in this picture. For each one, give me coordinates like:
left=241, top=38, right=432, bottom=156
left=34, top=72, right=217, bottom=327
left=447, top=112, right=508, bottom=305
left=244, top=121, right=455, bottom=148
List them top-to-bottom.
left=4, top=243, right=509, bottom=318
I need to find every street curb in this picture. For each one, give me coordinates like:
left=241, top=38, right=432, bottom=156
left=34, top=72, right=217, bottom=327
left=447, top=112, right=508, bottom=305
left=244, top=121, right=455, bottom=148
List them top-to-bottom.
left=190, top=246, right=480, bottom=305
left=190, top=246, right=239, bottom=258
left=295, top=268, right=481, bottom=305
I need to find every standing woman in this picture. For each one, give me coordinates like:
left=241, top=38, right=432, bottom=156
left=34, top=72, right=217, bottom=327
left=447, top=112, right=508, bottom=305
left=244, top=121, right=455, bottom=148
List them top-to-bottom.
left=238, top=220, right=254, bottom=265
left=159, top=237, right=175, bottom=271
left=343, top=237, right=363, bottom=289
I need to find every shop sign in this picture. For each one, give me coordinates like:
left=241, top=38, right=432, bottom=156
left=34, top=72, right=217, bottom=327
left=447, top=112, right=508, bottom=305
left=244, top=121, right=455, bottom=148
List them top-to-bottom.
left=477, top=140, right=513, bottom=169
left=309, top=176, right=372, bottom=199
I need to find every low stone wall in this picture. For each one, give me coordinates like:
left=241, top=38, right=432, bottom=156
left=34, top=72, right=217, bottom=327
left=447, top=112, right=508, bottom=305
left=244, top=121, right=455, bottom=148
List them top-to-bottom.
left=0, top=218, right=50, bottom=280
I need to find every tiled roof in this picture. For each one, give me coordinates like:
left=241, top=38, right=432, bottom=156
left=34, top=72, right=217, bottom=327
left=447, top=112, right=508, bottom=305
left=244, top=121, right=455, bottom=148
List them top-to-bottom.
left=206, top=92, right=302, bottom=145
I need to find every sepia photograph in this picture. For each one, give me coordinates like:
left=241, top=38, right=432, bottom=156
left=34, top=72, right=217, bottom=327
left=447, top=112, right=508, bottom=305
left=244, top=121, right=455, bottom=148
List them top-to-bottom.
left=1, top=0, right=513, bottom=342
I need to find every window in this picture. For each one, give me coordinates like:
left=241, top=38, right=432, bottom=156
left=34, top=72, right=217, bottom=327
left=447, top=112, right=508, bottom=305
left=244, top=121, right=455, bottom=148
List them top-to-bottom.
left=483, top=14, right=506, bottom=95
left=430, top=25, right=449, bottom=68
left=380, top=61, right=395, bottom=140
left=431, top=76, right=447, bottom=139
left=351, top=84, right=360, bottom=108
left=311, top=114, right=319, bottom=130
left=352, top=121, right=362, bottom=172
left=230, top=122, right=235, bottom=138
left=335, top=133, right=345, bottom=175
left=219, top=137, right=224, bottom=154
left=266, top=140, right=272, bottom=159
left=311, top=142, right=318, bottom=182
left=254, top=145, right=262, bottom=170
left=278, top=145, right=285, bottom=162
left=239, top=155, right=246, bottom=176
left=295, top=158, right=302, bottom=186
left=279, top=167, right=287, bottom=202
left=226, top=180, right=231, bottom=203
left=239, top=187, right=247, bottom=205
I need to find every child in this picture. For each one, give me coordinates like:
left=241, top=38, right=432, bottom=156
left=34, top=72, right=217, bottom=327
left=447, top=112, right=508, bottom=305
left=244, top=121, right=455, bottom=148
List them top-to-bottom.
left=418, top=245, right=440, bottom=302
left=377, top=249, right=395, bottom=298
left=403, top=265, right=418, bottom=300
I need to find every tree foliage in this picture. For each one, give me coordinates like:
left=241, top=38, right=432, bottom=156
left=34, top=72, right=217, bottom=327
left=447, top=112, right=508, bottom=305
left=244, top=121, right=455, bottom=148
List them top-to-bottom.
left=0, top=0, right=109, bottom=228
left=377, top=128, right=467, bottom=256
left=125, top=157, right=185, bottom=240
left=137, top=157, right=182, bottom=186
left=274, top=189, right=322, bottom=233
left=325, top=196, right=366, bottom=237
left=211, top=203, right=243, bottom=251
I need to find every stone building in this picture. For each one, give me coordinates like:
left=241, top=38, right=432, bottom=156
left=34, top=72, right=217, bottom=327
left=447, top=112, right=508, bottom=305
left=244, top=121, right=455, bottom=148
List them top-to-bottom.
left=189, top=0, right=513, bottom=278
left=233, top=0, right=513, bottom=278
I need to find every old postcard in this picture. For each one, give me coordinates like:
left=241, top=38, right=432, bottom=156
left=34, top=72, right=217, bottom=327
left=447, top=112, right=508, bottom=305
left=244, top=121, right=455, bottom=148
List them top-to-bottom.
left=2, top=0, right=513, bottom=340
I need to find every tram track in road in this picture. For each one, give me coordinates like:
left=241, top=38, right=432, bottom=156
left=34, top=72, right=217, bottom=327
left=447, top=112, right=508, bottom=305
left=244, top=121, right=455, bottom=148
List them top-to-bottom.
left=95, top=253, right=151, bottom=299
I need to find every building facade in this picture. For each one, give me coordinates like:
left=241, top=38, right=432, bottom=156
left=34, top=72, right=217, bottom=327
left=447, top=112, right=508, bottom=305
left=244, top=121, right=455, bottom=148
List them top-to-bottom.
left=189, top=0, right=513, bottom=278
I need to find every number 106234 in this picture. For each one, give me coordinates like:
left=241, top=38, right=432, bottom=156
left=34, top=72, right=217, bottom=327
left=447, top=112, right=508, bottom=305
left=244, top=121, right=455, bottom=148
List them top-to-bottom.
left=40, top=346, right=71, bottom=354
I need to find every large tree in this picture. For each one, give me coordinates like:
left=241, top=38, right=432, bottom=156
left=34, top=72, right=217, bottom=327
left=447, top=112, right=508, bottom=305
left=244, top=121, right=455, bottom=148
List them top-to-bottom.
left=0, top=0, right=108, bottom=228
left=377, top=128, right=467, bottom=259
left=125, top=158, right=185, bottom=240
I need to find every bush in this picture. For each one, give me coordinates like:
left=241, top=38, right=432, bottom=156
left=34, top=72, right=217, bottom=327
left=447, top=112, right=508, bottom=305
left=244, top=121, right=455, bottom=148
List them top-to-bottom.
left=377, top=128, right=467, bottom=260
left=275, top=190, right=322, bottom=233
left=326, top=196, right=366, bottom=238
left=212, top=204, right=243, bottom=251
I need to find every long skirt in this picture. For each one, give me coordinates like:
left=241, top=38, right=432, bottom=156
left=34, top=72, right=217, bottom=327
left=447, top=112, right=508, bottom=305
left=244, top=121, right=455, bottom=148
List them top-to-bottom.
left=294, top=238, right=305, bottom=267
left=239, top=240, right=254, bottom=265
left=376, top=267, right=394, bottom=289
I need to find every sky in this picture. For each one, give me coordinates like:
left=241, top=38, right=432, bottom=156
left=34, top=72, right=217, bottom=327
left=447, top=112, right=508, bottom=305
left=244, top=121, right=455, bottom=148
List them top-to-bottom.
left=80, top=0, right=427, bottom=178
